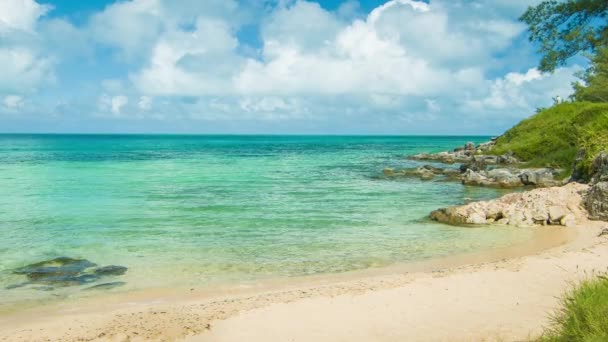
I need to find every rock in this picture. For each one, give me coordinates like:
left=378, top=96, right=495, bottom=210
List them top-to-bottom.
left=477, top=141, right=495, bottom=152
left=465, top=142, right=476, bottom=151
left=570, top=148, right=587, bottom=183
left=590, top=151, right=608, bottom=184
left=497, top=154, right=519, bottom=164
left=460, top=157, right=487, bottom=173
left=383, top=168, right=395, bottom=176
left=487, top=168, right=522, bottom=188
left=461, top=169, right=491, bottom=186
left=519, top=169, right=560, bottom=187
left=585, top=182, right=608, bottom=221
left=430, top=183, right=589, bottom=227
left=548, top=206, right=567, bottom=225
left=599, top=228, right=608, bottom=237
left=11, top=257, right=128, bottom=290
left=13, top=257, right=97, bottom=281
left=94, top=265, right=128, bottom=276
left=33, top=274, right=100, bottom=287
left=84, top=282, right=126, bottom=291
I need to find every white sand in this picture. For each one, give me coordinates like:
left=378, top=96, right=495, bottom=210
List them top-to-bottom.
left=0, top=222, right=607, bottom=342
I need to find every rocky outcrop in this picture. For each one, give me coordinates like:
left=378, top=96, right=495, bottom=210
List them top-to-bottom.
left=409, top=141, right=518, bottom=166
left=590, top=151, right=608, bottom=184
left=384, top=165, right=460, bottom=180
left=461, top=168, right=562, bottom=188
left=585, top=182, right=608, bottom=221
left=430, top=183, right=589, bottom=227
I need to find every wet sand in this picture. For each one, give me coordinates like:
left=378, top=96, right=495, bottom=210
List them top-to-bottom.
left=0, top=222, right=606, bottom=342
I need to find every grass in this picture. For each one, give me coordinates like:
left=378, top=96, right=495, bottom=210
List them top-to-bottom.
left=492, top=102, right=608, bottom=180
left=537, top=275, right=608, bottom=342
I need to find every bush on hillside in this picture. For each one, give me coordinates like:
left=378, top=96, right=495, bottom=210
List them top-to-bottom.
left=492, top=102, right=608, bottom=180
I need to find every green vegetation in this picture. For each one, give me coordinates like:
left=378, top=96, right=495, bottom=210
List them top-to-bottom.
left=520, top=0, right=608, bottom=72
left=574, top=47, right=608, bottom=102
left=492, top=102, right=608, bottom=179
left=537, top=275, right=608, bottom=341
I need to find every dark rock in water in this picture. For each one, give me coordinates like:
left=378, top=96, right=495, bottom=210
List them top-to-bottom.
left=13, top=257, right=97, bottom=281
left=94, top=265, right=128, bottom=276
left=33, top=274, right=100, bottom=287
left=5, top=282, right=29, bottom=290
left=84, top=282, right=126, bottom=291
left=32, top=286, right=55, bottom=292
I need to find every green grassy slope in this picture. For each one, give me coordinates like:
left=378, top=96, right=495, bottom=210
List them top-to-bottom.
left=492, top=102, right=608, bottom=179
left=538, top=275, right=608, bottom=342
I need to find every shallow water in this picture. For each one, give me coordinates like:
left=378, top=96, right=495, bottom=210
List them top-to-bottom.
left=0, top=135, right=533, bottom=306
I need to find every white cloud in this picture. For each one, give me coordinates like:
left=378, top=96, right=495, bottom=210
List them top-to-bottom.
left=0, top=0, right=50, bottom=33
left=0, top=0, right=586, bottom=134
left=132, top=17, right=240, bottom=95
left=0, top=47, right=54, bottom=93
left=465, top=66, right=579, bottom=114
left=98, top=94, right=129, bottom=116
left=3, top=95, right=24, bottom=109
left=111, top=95, right=129, bottom=114
left=138, top=96, right=152, bottom=110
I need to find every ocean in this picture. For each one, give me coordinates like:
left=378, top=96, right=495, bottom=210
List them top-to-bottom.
left=0, top=135, right=534, bottom=306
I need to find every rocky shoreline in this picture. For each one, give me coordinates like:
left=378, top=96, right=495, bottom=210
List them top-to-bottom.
left=385, top=140, right=565, bottom=188
left=412, top=140, right=608, bottom=228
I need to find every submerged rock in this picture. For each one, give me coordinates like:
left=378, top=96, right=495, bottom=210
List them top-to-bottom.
left=383, top=165, right=460, bottom=181
left=430, top=183, right=589, bottom=227
left=9, top=257, right=128, bottom=290
left=13, top=257, right=97, bottom=281
left=94, top=265, right=128, bottom=276
left=84, top=282, right=126, bottom=291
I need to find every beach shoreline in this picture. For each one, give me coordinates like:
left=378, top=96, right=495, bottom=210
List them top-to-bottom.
left=1, top=221, right=606, bottom=342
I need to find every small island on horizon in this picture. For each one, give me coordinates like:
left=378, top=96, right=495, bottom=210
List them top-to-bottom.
left=0, top=0, right=607, bottom=341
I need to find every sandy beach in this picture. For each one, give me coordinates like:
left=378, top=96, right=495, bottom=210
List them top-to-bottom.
left=0, top=220, right=606, bottom=342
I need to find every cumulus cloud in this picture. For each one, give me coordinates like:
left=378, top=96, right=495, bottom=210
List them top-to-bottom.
left=0, top=0, right=586, bottom=134
left=0, top=0, right=50, bottom=33
left=3, top=95, right=24, bottom=109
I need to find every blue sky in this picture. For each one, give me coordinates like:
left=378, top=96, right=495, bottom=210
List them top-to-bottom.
left=0, top=0, right=582, bottom=134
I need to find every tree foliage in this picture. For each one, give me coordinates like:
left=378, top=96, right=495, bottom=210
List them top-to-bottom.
left=520, top=0, right=608, bottom=72
left=573, top=47, right=608, bottom=102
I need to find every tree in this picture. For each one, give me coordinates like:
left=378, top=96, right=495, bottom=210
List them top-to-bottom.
left=520, top=0, right=608, bottom=72
left=573, top=47, right=608, bottom=102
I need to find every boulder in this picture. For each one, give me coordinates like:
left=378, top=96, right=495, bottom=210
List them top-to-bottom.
left=477, top=141, right=495, bottom=152
left=465, top=142, right=476, bottom=151
left=569, top=148, right=587, bottom=182
left=590, top=151, right=608, bottom=184
left=497, top=154, right=519, bottom=164
left=383, top=168, right=396, bottom=177
left=487, top=168, right=522, bottom=188
left=461, top=169, right=490, bottom=186
left=519, top=169, right=560, bottom=187
left=585, top=182, right=608, bottom=221
left=430, top=183, right=589, bottom=227
left=548, top=206, right=568, bottom=225
left=9, top=257, right=129, bottom=290
left=13, top=257, right=97, bottom=280
left=94, top=265, right=128, bottom=276
left=84, top=282, right=126, bottom=291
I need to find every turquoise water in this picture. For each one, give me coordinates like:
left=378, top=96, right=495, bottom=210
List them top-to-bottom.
left=0, top=135, right=532, bottom=305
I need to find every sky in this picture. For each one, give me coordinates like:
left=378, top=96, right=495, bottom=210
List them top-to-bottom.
left=0, top=0, right=583, bottom=134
